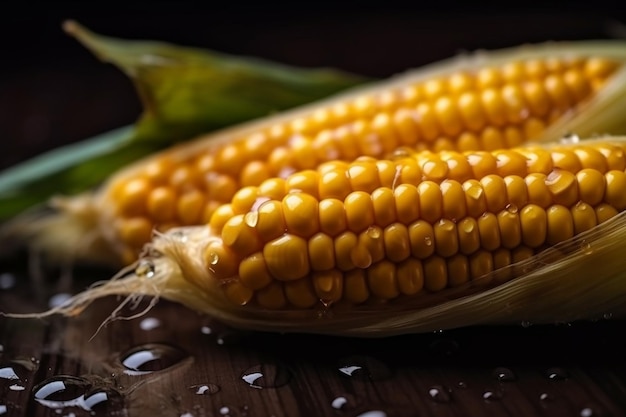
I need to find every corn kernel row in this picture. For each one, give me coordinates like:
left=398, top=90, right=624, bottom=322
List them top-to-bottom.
left=201, top=141, right=626, bottom=310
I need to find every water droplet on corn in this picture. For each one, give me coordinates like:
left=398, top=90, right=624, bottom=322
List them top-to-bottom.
left=135, top=259, right=156, bottom=278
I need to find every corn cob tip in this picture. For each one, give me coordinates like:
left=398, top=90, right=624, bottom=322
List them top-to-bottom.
left=0, top=193, right=123, bottom=267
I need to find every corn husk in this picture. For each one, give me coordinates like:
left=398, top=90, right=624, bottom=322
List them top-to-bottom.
left=0, top=21, right=369, bottom=222
left=4, top=39, right=626, bottom=268
left=9, top=135, right=626, bottom=337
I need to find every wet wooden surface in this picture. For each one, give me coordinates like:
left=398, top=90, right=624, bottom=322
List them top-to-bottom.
left=3, top=4, right=626, bottom=416
left=2, top=259, right=626, bottom=417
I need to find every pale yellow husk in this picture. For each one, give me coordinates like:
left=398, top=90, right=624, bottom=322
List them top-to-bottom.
left=5, top=40, right=626, bottom=267
left=10, top=136, right=626, bottom=337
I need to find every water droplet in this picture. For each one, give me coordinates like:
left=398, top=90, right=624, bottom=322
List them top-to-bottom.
left=560, top=132, right=580, bottom=144
left=391, top=147, right=411, bottom=159
left=505, top=204, right=518, bottom=214
left=244, top=211, right=259, bottom=227
left=366, top=226, right=381, bottom=239
left=171, top=230, right=188, bottom=243
left=424, top=236, right=433, bottom=246
left=579, top=239, right=593, bottom=255
left=208, top=252, right=220, bottom=266
left=135, top=259, right=156, bottom=278
left=0, top=273, right=16, bottom=290
left=48, top=293, right=72, bottom=309
left=603, top=312, right=613, bottom=320
left=139, top=317, right=161, bottom=331
left=521, top=320, right=532, bottom=328
left=200, top=326, right=212, bottom=335
left=120, top=343, right=188, bottom=376
left=0, top=345, right=3, bottom=352
left=337, top=355, right=392, bottom=381
left=240, top=364, right=291, bottom=389
left=338, top=365, right=363, bottom=376
left=0, top=366, right=19, bottom=380
left=492, top=367, right=516, bottom=382
left=546, top=367, right=569, bottom=381
left=33, top=376, right=91, bottom=409
left=457, top=381, right=468, bottom=389
left=9, top=384, right=25, bottom=391
left=189, top=384, right=220, bottom=395
left=428, top=385, right=452, bottom=403
left=83, top=388, right=124, bottom=413
left=482, top=390, right=503, bottom=401
left=539, top=392, right=553, bottom=402
left=330, top=393, right=360, bottom=410
left=331, top=396, right=348, bottom=410
left=0, top=405, right=6, bottom=415
left=219, top=406, right=230, bottom=415
left=580, top=407, right=597, bottom=417
left=355, top=411, right=387, bottom=417
left=181, top=413, right=194, bottom=417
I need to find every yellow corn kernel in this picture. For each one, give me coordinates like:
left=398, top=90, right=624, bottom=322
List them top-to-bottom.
left=147, top=186, right=177, bottom=222
left=282, top=193, right=319, bottom=237
left=546, top=205, right=574, bottom=245
left=263, top=234, right=310, bottom=281
left=447, top=254, right=470, bottom=287
left=313, top=270, right=343, bottom=304
left=284, top=278, right=318, bottom=308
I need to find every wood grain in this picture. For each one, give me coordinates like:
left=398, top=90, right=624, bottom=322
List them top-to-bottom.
left=1, top=258, right=626, bottom=417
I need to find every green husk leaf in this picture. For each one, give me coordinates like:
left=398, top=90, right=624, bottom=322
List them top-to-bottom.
left=62, top=20, right=371, bottom=144
left=0, top=21, right=370, bottom=221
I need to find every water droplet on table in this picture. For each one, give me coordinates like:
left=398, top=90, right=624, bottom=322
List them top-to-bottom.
left=0, top=273, right=16, bottom=290
left=48, top=293, right=73, bottom=309
left=139, top=317, right=161, bottom=331
left=120, top=343, right=188, bottom=376
left=337, top=355, right=392, bottom=380
left=241, top=364, right=291, bottom=389
left=0, top=366, right=19, bottom=380
left=492, top=367, right=517, bottom=382
left=546, top=367, right=569, bottom=381
left=32, top=375, right=90, bottom=409
left=189, top=384, right=220, bottom=395
left=428, top=385, right=452, bottom=403
left=83, top=388, right=124, bottom=413
left=482, top=389, right=503, bottom=401
left=539, top=392, right=553, bottom=402
left=330, top=393, right=359, bottom=410
left=0, top=405, right=6, bottom=415
left=580, top=407, right=596, bottom=417
left=355, top=411, right=387, bottom=417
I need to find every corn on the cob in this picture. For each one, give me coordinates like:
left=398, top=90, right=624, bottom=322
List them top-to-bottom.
left=9, top=40, right=626, bottom=267
left=20, top=137, right=626, bottom=337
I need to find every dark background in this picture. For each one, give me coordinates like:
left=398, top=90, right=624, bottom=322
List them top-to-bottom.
left=2, top=2, right=626, bottom=171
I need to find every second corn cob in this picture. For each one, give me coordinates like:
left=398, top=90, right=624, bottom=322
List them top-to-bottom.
left=8, top=40, right=626, bottom=267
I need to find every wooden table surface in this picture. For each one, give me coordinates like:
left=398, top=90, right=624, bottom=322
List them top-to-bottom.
left=3, top=4, right=626, bottom=416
